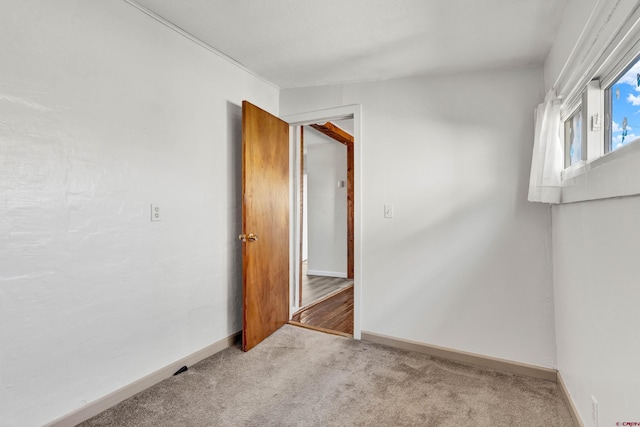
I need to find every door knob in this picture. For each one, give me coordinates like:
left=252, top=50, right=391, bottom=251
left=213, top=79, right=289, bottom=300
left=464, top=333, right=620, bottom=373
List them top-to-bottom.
left=238, top=233, right=259, bottom=242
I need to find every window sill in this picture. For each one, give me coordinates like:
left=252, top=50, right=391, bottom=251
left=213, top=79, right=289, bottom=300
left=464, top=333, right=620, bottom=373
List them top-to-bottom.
left=590, top=136, right=640, bottom=168
left=560, top=139, right=640, bottom=203
left=560, top=161, right=587, bottom=181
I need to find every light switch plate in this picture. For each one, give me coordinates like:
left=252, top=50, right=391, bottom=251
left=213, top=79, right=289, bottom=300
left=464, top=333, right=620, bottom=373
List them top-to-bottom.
left=384, top=204, right=393, bottom=219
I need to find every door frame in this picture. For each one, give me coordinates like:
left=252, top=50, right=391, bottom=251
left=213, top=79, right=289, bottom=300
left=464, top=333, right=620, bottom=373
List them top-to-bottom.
left=282, top=105, right=362, bottom=339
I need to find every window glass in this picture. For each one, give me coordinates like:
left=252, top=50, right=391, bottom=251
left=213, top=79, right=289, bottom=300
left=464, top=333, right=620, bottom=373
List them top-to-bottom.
left=608, top=59, right=640, bottom=152
left=564, top=109, right=583, bottom=167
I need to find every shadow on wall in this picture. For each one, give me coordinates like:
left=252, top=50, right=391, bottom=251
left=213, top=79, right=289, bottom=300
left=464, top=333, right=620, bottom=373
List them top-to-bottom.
left=226, top=101, right=243, bottom=330
left=363, top=115, right=552, bottom=360
left=369, top=191, right=502, bottom=326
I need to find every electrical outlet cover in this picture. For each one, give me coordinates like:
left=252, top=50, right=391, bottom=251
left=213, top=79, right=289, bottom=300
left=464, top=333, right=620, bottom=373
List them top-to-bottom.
left=151, top=204, right=161, bottom=222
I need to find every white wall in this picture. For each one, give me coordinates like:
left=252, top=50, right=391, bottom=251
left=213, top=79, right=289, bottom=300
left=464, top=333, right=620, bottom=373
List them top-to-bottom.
left=545, top=0, right=640, bottom=424
left=0, top=1, right=278, bottom=426
left=281, top=66, right=556, bottom=368
left=305, top=129, right=347, bottom=276
left=553, top=200, right=640, bottom=424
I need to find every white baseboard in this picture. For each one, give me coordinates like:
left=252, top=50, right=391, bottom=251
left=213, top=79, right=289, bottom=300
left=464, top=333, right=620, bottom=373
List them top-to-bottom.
left=306, top=269, right=347, bottom=278
left=361, top=330, right=558, bottom=382
left=44, top=332, right=241, bottom=427
left=557, top=371, right=585, bottom=427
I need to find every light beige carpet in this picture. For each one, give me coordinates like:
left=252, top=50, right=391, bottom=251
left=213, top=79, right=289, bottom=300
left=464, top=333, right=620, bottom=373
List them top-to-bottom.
left=80, top=325, right=574, bottom=426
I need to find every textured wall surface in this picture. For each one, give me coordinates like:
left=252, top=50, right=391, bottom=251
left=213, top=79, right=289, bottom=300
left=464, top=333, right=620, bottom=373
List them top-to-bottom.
left=0, top=1, right=277, bottom=425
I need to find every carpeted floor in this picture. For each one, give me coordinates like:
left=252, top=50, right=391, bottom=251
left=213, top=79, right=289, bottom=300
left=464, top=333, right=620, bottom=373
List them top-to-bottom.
left=80, top=325, right=574, bottom=426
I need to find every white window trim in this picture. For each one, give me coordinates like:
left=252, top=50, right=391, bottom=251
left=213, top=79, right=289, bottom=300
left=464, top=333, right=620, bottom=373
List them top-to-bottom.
left=558, top=4, right=640, bottom=203
left=562, top=136, right=640, bottom=203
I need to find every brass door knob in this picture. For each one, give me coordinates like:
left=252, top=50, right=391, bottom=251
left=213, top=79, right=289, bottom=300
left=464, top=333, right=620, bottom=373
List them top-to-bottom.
left=238, top=233, right=259, bottom=242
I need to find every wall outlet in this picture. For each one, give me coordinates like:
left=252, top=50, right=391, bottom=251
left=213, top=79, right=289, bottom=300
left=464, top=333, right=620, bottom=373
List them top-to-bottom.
left=151, top=204, right=161, bottom=222
left=591, top=396, right=598, bottom=427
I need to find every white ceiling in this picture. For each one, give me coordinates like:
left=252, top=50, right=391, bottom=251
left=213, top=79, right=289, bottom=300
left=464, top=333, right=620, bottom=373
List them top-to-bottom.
left=129, top=0, right=567, bottom=89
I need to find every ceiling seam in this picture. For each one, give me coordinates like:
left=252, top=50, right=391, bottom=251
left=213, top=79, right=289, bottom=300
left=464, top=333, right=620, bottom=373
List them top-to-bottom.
left=122, top=0, right=281, bottom=90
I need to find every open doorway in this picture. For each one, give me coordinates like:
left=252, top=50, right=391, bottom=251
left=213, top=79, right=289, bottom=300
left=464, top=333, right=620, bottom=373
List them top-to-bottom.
left=283, top=104, right=362, bottom=339
left=290, top=120, right=354, bottom=336
left=301, top=121, right=354, bottom=303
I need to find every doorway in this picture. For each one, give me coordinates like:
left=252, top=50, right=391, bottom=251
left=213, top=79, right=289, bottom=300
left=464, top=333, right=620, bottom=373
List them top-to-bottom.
left=283, top=105, right=361, bottom=339
left=290, top=121, right=354, bottom=335
left=301, top=121, right=354, bottom=303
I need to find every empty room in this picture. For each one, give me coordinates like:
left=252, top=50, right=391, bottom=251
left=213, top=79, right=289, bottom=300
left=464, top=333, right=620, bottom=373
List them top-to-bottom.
left=2, top=0, right=639, bottom=426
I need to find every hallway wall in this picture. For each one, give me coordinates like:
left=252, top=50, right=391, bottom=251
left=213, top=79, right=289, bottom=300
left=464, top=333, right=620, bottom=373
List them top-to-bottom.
left=305, top=129, right=348, bottom=277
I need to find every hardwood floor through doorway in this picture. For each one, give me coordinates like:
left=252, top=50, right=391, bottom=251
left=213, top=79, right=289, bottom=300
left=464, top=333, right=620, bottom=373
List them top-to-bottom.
left=301, top=261, right=353, bottom=307
left=290, top=285, right=354, bottom=336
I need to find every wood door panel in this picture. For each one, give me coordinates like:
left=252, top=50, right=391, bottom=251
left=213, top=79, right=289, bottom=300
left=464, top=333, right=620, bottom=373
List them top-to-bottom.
left=242, top=101, right=290, bottom=352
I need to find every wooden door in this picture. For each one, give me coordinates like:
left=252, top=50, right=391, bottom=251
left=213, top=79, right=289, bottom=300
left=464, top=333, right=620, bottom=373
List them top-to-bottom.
left=241, top=101, right=290, bottom=352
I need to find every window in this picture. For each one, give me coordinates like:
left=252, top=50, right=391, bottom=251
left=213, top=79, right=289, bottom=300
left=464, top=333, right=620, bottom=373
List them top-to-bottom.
left=555, top=4, right=640, bottom=203
left=606, top=55, right=640, bottom=153
left=564, top=108, right=584, bottom=167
